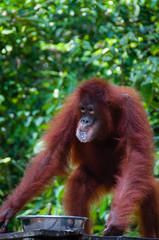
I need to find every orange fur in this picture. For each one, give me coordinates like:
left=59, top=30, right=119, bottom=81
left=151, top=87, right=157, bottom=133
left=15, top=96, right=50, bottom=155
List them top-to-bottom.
left=0, top=78, right=158, bottom=236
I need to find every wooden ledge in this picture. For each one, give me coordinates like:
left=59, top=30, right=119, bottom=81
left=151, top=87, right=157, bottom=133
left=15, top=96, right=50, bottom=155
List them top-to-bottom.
left=0, top=230, right=158, bottom=240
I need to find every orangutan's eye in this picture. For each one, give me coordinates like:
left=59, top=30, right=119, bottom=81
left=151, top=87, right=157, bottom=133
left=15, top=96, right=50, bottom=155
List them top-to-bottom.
left=80, top=106, right=85, bottom=113
left=89, top=108, right=94, bottom=114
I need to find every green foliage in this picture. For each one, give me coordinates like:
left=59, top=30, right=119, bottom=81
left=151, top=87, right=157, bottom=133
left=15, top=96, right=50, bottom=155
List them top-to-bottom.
left=0, top=0, right=159, bottom=236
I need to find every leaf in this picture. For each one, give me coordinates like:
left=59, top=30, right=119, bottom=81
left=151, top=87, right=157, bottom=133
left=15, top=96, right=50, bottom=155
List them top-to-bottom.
left=134, top=4, right=140, bottom=17
left=0, top=16, right=11, bottom=24
left=18, top=16, right=46, bottom=24
left=1, top=29, right=13, bottom=35
left=120, top=37, right=127, bottom=46
left=150, top=45, right=159, bottom=56
left=85, top=54, right=101, bottom=65
left=141, top=83, right=153, bottom=103
left=0, top=95, right=5, bottom=104
left=24, top=116, right=33, bottom=127
left=35, top=116, right=44, bottom=126
left=33, top=141, right=45, bottom=154
left=0, top=157, right=11, bottom=163
left=55, top=185, right=64, bottom=200
left=0, top=189, right=4, bottom=196
left=39, top=203, right=52, bottom=215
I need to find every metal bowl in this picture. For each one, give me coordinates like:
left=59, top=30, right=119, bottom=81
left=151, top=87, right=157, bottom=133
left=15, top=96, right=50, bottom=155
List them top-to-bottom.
left=17, top=215, right=89, bottom=232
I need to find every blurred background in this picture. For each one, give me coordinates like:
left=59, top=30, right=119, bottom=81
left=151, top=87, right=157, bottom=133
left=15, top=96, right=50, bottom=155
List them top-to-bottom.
left=0, top=0, right=159, bottom=236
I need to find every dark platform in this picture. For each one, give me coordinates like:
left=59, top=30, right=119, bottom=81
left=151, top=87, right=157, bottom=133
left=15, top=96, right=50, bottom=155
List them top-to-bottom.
left=0, top=230, right=158, bottom=240
left=0, top=230, right=81, bottom=240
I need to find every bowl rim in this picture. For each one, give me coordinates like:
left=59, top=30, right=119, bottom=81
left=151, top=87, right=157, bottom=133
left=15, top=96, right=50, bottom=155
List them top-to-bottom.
left=17, top=215, right=89, bottom=221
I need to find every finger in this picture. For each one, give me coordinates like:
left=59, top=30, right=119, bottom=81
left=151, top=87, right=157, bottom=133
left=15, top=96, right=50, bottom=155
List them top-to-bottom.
left=0, top=215, right=11, bottom=232
left=3, top=218, right=10, bottom=229
left=0, top=220, right=9, bottom=233
left=103, top=226, right=123, bottom=236
left=103, top=227, right=112, bottom=236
